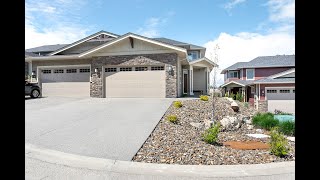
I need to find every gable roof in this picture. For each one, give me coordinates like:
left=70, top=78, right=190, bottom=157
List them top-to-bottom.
left=48, top=30, right=120, bottom=56
left=78, top=32, right=187, bottom=57
left=152, top=37, right=205, bottom=49
left=26, top=44, right=68, bottom=53
left=25, top=51, right=39, bottom=57
left=221, top=55, right=295, bottom=74
left=220, top=80, right=254, bottom=87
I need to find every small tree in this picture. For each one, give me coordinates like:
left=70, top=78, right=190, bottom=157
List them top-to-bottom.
left=209, top=44, right=220, bottom=124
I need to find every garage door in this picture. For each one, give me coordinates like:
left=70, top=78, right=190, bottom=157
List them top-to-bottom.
left=105, top=66, right=166, bottom=98
left=40, top=67, right=90, bottom=97
left=266, top=87, right=295, bottom=114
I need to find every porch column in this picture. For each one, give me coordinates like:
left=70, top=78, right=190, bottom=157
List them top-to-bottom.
left=28, top=61, right=32, bottom=76
left=189, top=65, right=194, bottom=95
left=207, top=67, right=210, bottom=95
left=242, top=87, right=245, bottom=102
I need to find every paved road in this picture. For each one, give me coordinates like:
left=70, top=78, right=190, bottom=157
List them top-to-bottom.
left=25, top=96, right=173, bottom=160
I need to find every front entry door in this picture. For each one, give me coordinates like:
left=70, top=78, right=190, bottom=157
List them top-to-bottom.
left=183, top=73, right=188, bottom=94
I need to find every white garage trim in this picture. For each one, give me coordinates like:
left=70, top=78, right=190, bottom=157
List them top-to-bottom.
left=37, top=64, right=91, bottom=97
left=102, top=65, right=166, bottom=98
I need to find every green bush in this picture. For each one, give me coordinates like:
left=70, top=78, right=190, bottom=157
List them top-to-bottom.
left=229, top=92, right=235, bottom=99
left=235, top=92, right=244, bottom=101
left=200, top=95, right=209, bottom=101
left=173, top=101, right=183, bottom=108
left=252, top=112, right=279, bottom=130
left=167, top=115, right=178, bottom=124
left=278, top=121, right=295, bottom=136
left=202, top=122, right=220, bottom=144
left=269, top=127, right=289, bottom=157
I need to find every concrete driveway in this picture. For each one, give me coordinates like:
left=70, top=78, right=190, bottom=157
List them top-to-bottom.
left=25, top=96, right=173, bottom=161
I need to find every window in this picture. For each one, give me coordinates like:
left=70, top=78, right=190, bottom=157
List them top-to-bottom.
left=187, top=51, right=199, bottom=60
left=151, top=66, right=164, bottom=71
left=120, top=67, right=132, bottom=71
left=135, top=67, right=148, bottom=71
left=79, top=68, right=90, bottom=73
left=105, top=68, right=117, bottom=72
left=54, top=69, right=64, bottom=73
left=66, top=69, right=77, bottom=73
left=246, top=69, right=255, bottom=80
left=42, top=70, right=51, bottom=74
left=229, top=71, right=238, bottom=78
left=251, top=86, right=255, bottom=93
left=267, top=89, right=277, bottom=93
left=280, top=89, right=290, bottom=93
left=293, top=89, right=295, bottom=93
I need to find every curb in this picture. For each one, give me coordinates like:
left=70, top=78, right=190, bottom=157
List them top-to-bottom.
left=25, top=143, right=295, bottom=179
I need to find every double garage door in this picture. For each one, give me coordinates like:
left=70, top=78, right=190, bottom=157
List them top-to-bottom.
left=39, top=65, right=166, bottom=98
left=40, top=66, right=90, bottom=97
left=104, top=66, right=166, bottom=98
left=266, top=87, right=295, bottom=113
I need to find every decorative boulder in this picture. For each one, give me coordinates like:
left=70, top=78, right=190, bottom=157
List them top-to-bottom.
left=231, top=102, right=239, bottom=112
left=219, top=116, right=244, bottom=131
left=204, top=119, right=214, bottom=129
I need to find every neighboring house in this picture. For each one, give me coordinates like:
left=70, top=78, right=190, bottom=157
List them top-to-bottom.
left=25, top=30, right=217, bottom=98
left=220, top=55, right=295, bottom=113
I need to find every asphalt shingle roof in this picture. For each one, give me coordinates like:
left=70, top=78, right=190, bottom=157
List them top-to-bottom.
left=152, top=37, right=205, bottom=49
left=26, top=44, right=68, bottom=53
left=25, top=51, right=39, bottom=57
left=221, top=55, right=295, bottom=74
left=254, top=77, right=295, bottom=83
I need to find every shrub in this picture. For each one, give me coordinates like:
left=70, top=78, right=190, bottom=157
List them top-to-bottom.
left=229, top=92, right=235, bottom=99
left=235, top=92, right=243, bottom=101
left=200, top=95, right=209, bottom=101
left=173, top=101, right=183, bottom=108
left=274, top=109, right=293, bottom=115
left=252, top=112, right=279, bottom=130
left=167, top=115, right=178, bottom=124
left=278, top=120, right=295, bottom=136
left=202, top=122, right=220, bottom=144
left=269, top=127, right=289, bottom=157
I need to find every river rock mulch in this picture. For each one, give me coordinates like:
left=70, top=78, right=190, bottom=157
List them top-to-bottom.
left=132, top=97, right=295, bottom=165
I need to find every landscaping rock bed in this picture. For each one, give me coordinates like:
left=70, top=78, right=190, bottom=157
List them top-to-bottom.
left=132, top=97, right=295, bottom=165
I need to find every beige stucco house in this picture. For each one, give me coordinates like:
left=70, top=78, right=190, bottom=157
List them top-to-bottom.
left=25, top=30, right=217, bottom=98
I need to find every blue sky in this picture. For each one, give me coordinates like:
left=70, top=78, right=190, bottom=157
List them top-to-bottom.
left=26, top=0, right=295, bottom=85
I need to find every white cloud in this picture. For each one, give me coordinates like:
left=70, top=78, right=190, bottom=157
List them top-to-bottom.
left=25, top=0, right=91, bottom=49
left=223, top=0, right=246, bottom=15
left=267, top=0, right=295, bottom=22
left=136, top=12, right=174, bottom=38
left=204, top=32, right=295, bottom=86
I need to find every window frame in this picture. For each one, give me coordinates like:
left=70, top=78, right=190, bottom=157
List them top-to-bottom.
left=187, top=51, right=199, bottom=60
left=151, top=66, right=164, bottom=71
left=105, top=67, right=117, bottom=72
left=119, top=67, right=132, bottom=71
left=135, top=67, right=148, bottom=71
left=79, top=68, right=90, bottom=73
left=42, top=69, right=51, bottom=74
left=54, top=69, right=64, bottom=74
left=66, top=69, right=77, bottom=73
left=246, top=69, right=255, bottom=80
left=228, top=71, right=238, bottom=78
left=280, top=89, right=290, bottom=93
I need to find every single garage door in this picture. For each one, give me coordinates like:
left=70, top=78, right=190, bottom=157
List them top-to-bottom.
left=40, top=66, right=90, bottom=97
left=105, top=66, right=166, bottom=98
left=266, top=87, right=295, bottom=114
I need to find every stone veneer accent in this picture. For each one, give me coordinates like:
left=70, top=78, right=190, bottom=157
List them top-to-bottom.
left=90, top=53, right=178, bottom=98
left=257, top=100, right=268, bottom=112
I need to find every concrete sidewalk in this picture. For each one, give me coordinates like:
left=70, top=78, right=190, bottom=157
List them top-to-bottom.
left=25, top=143, right=295, bottom=180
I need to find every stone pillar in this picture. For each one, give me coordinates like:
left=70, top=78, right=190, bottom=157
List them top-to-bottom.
left=189, top=65, right=194, bottom=95
left=90, top=72, right=103, bottom=98
left=258, top=100, right=268, bottom=112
